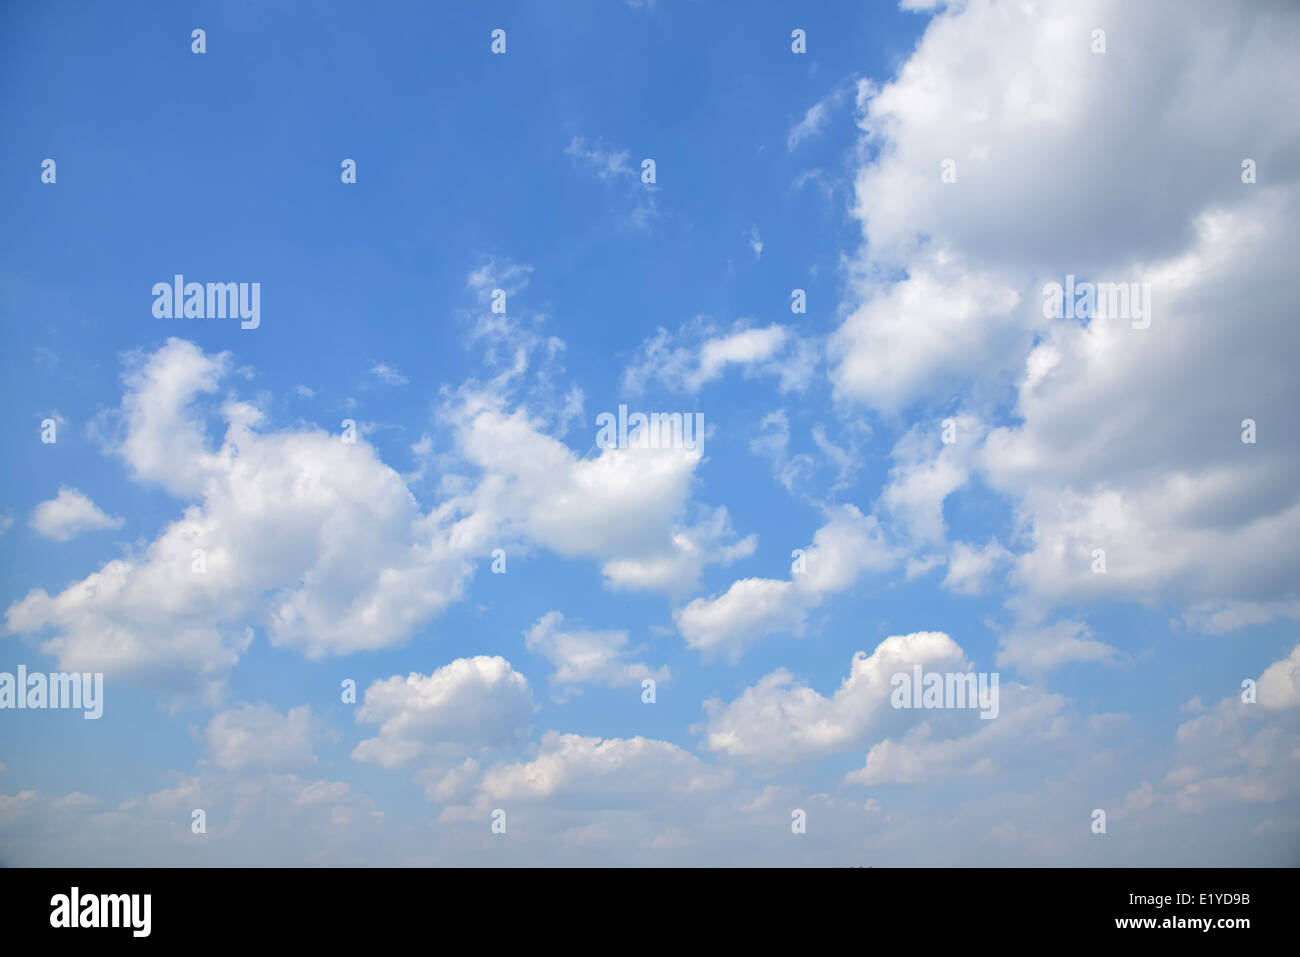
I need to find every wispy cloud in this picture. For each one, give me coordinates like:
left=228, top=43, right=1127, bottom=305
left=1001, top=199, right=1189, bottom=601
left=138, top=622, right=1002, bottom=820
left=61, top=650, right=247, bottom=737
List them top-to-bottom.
left=370, top=363, right=409, bottom=386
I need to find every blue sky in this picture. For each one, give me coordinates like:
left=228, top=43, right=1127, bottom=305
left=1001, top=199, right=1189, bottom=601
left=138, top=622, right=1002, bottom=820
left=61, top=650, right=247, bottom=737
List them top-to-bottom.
left=2, top=0, right=1298, bottom=866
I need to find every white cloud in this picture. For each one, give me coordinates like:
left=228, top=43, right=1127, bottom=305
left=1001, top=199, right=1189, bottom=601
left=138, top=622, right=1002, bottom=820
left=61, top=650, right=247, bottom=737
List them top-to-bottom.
left=7, top=0, right=1299, bottom=870
left=833, top=0, right=1300, bottom=623
left=787, top=83, right=852, bottom=151
left=788, top=100, right=831, bottom=151
left=565, top=136, right=633, bottom=181
left=565, top=137, right=658, bottom=229
left=982, top=196, right=1300, bottom=615
left=830, top=253, right=1023, bottom=412
left=461, top=259, right=548, bottom=383
left=424, top=262, right=751, bottom=596
left=3, top=303, right=757, bottom=703
left=623, top=319, right=813, bottom=394
left=699, top=326, right=785, bottom=380
left=6, top=339, right=477, bottom=701
left=115, top=341, right=229, bottom=497
left=369, top=363, right=408, bottom=386
left=443, top=399, right=749, bottom=595
left=749, top=411, right=814, bottom=492
left=749, top=414, right=866, bottom=499
left=881, top=417, right=984, bottom=546
left=29, top=488, right=123, bottom=541
left=675, top=505, right=895, bottom=661
left=599, top=506, right=756, bottom=596
left=942, top=539, right=1011, bottom=596
left=675, top=577, right=801, bottom=662
left=1183, top=599, right=1300, bottom=636
left=524, top=611, right=669, bottom=689
left=995, top=619, right=1119, bottom=675
left=701, top=631, right=966, bottom=765
left=1143, top=644, right=1300, bottom=815
left=1256, top=645, right=1300, bottom=712
left=352, top=657, right=535, bottom=769
left=844, top=684, right=1066, bottom=787
left=0, top=694, right=388, bottom=865
left=206, top=705, right=317, bottom=773
left=474, top=731, right=732, bottom=805
left=423, top=758, right=481, bottom=804
left=0, top=768, right=383, bottom=867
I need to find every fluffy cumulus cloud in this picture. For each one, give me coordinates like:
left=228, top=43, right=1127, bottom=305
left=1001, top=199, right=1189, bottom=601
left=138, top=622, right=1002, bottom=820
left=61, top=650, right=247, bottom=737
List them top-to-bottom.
left=831, top=0, right=1300, bottom=632
left=983, top=192, right=1300, bottom=615
left=831, top=254, right=1023, bottom=414
left=5, top=339, right=477, bottom=701
left=442, top=397, right=753, bottom=596
left=881, top=415, right=984, bottom=547
left=29, top=488, right=123, bottom=541
left=598, top=505, right=756, bottom=595
left=674, top=505, right=895, bottom=661
left=674, top=577, right=802, bottom=662
left=524, top=611, right=669, bottom=690
left=995, top=619, right=1119, bottom=676
left=701, top=631, right=967, bottom=765
left=4, top=645, right=1296, bottom=865
left=1256, top=645, right=1300, bottom=712
left=352, top=657, right=536, bottom=769
left=844, top=682, right=1067, bottom=788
